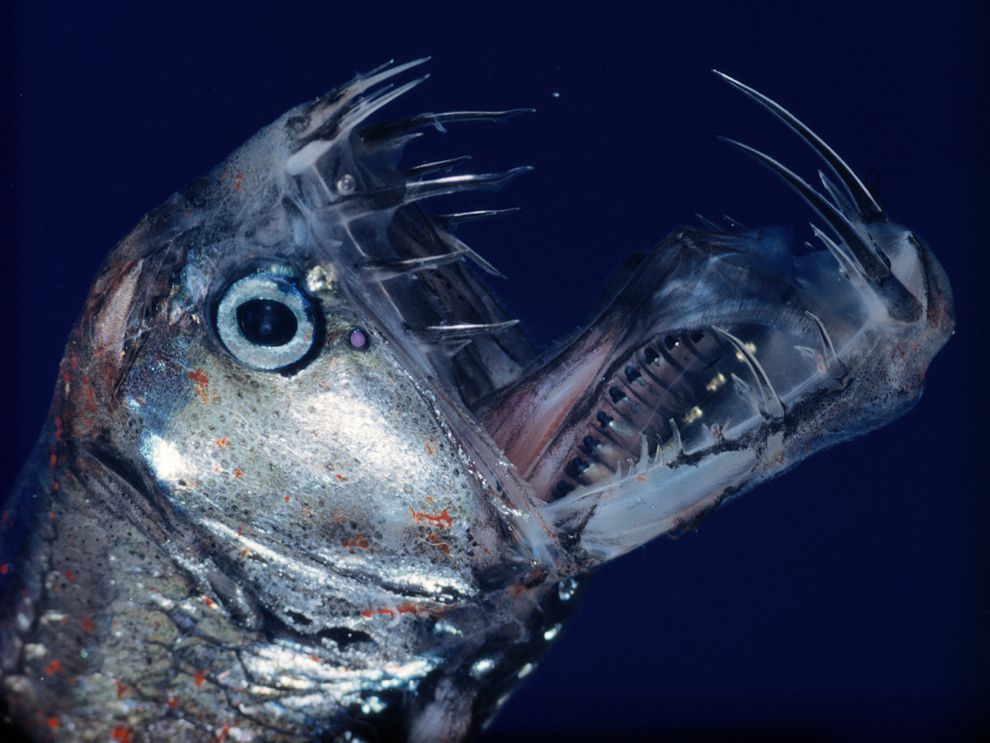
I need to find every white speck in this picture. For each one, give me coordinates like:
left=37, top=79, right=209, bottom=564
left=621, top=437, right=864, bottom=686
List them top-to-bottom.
left=552, top=91, right=560, bottom=98
left=145, top=435, right=190, bottom=483
left=557, top=577, right=578, bottom=602
left=41, top=611, right=66, bottom=625
left=432, top=620, right=462, bottom=636
left=543, top=623, right=562, bottom=642
left=24, top=643, right=47, bottom=660
left=470, top=658, right=495, bottom=678
left=517, top=662, right=535, bottom=679
left=360, top=695, right=387, bottom=715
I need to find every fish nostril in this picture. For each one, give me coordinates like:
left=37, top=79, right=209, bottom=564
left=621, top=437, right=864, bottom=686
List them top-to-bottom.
left=348, top=327, right=370, bottom=350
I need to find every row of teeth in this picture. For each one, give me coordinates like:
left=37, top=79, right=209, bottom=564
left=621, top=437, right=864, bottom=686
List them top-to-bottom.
left=551, top=327, right=777, bottom=499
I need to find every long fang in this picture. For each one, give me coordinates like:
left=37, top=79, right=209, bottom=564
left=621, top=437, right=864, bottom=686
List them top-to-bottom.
left=713, top=326, right=784, bottom=420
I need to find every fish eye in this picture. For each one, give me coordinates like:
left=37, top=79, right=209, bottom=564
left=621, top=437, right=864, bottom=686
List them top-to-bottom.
left=215, top=272, right=320, bottom=371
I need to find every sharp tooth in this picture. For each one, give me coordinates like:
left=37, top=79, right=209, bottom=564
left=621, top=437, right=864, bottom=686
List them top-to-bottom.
left=353, top=57, right=432, bottom=97
left=712, top=69, right=884, bottom=220
left=340, top=74, right=431, bottom=132
left=367, top=108, right=534, bottom=141
left=717, top=136, right=889, bottom=283
left=403, top=155, right=472, bottom=177
left=403, top=166, right=534, bottom=203
left=818, top=170, right=857, bottom=215
left=435, top=208, right=521, bottom=228
left=694, top=213, right=722, bottom=231
left=721, top=214, right=746, bottom=229
left=810, top=223, right=861, bottom=278
left=435, top=230, right=504, bottom=278
left=365, top=249, right=469, bottom=280
left=804, top=310, right=848, bottom=381
left=418, top=320, right=520, bottom=340
left=714, top=326, right=784, bottom=420
left=657, top=419, right=683, bottom=465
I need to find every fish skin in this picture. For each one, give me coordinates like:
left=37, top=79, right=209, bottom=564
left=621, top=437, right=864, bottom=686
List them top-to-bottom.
left=0, top=62, right=952, bottom=741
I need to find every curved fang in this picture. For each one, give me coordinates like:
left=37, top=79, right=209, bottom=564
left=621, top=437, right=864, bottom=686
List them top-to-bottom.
left=712, top=69, right=884, bottom=221
left=717, top=136, right=890, bottom=283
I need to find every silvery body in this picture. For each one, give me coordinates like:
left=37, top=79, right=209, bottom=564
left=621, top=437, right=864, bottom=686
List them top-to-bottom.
left=0, top=61, right=953, bottom=741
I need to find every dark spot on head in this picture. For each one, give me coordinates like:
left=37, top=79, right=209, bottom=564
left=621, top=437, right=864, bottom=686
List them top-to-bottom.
left=317, top=626, right=374, bottom=650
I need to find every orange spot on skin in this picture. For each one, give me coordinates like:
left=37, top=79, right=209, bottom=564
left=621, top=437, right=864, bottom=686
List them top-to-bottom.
left=233, top=172, right=244, bottom=192
left=187, top=369, right=209, bottom=403
left=80, top=374, right=97, bottom=410
left=215, top=437, right=229, bottom=448
left=424, top=439, right=438, bottom=456
left=49, top=451, right=57, bottom=468
left=232, top=469, right=244, bottom=479
left=335, top=472, right=346, bottom=481
left=635, top=473, right=647, bottom=483
left=52, top=481, right=60, bottom=491
left=283, top=495, right=290, bottom=503
left=410, top=507, right=453, bottom=528
left=49, top=511, right=57, bottom=520
left=332, top=514, right=346, bottom=523
left=236, top=526, right=244, bottom=537
left=426, top=532, right=451, bottom=555
left=341, top=534, right=369, bottom=550
left=239, top=547, right=250, bottom=558
left=0, top=564, right=8, bottom=575
left=64, top=569, right=75, bottom=581
left=203, top=596, right=214, bottom=609
left=397, top=602, right=417, bottom=615
left=377, top=608, right=395, bottom=617
left=360, top=609, right=374, bottom=618
left=80, top=615, right=94, bottom=633
left=309, top=655, right=321, bottom=663
left=43, top=659, right=61, bottom=676
left=194, top=669, right=206, bottom=687
left=116, top=679, right=127, bottom=699
left=167, top=697, right=179, bottom=710
left=47, top=717, right=59, bottom=730
left=217, top=723, right=232, bottom=743
left=111, top=726, right=133, bottom=743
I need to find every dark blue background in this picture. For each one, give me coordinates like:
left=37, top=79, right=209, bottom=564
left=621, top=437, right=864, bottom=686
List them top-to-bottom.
left=2, top=2, right=987, bottom=740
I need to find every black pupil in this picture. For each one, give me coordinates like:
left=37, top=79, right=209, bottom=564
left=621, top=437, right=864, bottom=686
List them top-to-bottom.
left=236, top=299, right=298, bottom=346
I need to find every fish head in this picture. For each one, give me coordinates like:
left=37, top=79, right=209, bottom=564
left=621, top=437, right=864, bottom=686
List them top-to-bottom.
left=55, top=61, right=539, bottom=665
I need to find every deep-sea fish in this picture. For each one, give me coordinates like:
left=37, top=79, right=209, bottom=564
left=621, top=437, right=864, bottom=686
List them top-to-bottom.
left=0, top=59, right=953, bottom=742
